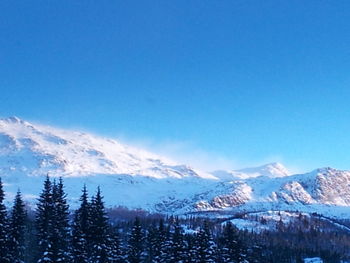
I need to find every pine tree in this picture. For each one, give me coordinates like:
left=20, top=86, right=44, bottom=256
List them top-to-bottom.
left=36, top=175, right=54, bottom=263
left=0, top=178, right=10, bottom=262
left=51, top=178, right=71, bottom=262
left=72, top=185, right=91, bottom=263
left=89, top=187, right=110, bottom=263
left=8, top=190, right=27, bottom=263
left=22, top=216, right=37, bottom=263
left=127, top=217, right=145, bottom=263
left=146, top=219, right=173, bottom=263
left=148, top=219, right=167, bottom=262
left=169, top=219, right=186, bottom=263
left=146, top=221, right=158, bottom=262
left=195, top=221, right=217, bottom=263
left=220, top=222, right=247, bottom=263
left=159, top=224, right=172, bottom=263
left=107, top=228, right=124, bottom=263
left=185, top=234, right=197, bottom=263
left=247, top=245, right=265, bottom=263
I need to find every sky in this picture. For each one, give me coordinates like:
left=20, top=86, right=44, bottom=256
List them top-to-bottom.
left=1, top=0, right=350, bottom=172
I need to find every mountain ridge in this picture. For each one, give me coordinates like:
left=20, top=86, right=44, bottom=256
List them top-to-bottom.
left=0, top=117, right=349, bottom=218
left=212, top=162, right=290, bottom=180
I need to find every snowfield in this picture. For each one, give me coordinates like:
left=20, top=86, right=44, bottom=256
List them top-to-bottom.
left=303, top=258, right=323, bottom=263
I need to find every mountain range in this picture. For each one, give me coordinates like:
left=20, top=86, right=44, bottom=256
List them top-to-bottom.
left=0, top=117, right=349, bottom=219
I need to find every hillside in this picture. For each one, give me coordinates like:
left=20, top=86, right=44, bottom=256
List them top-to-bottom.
left=0, top=117, right=349, bottom=219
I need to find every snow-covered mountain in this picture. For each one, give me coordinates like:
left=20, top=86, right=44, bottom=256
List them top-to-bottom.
left=0, top=116, right=214, bottom=179
left=0, top=117, right=350, bottom=218
left=0, top=117, right=217, bottom=210
left=212, top=162, right=290, bottom=180
left=191, top=167, right=350, bottom=218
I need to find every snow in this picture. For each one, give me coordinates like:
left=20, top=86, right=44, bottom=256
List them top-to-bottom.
left=0, top=117, right=350, bottom=218
left=0, top=117, right=217, bottom=180
left=212, top=162, right=290, bottom=180
left=222, top=210, right=350, bottom=234
left=223, top=211, right=307, bottom=232
left=225, top=218, right=270, bottom=233
left=304, top=258, right=323, bottom=263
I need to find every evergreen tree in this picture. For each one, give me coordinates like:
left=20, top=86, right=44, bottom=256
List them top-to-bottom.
left=35, top=175, right=54, bottom=263
left=0, top=178, right=10, bottom=262
left=51, top=178, right=71, bottom=262
left=72, top=185, right=91, bottom=263
left=89, top=187, right=110, bottom=263
left=8, top=190, right=27, bottom=263
left=23, top=217, right=37, bottom=263
left=127, top=217, right=145, bottom=263
left=146, top=219, right=172, bottom=263
left=154, top=219, right=167, bottom=262
left=169, top=219, right=186, bottom=263
left=158, top=221, right=171, bottom=263
left=195, top=221, right=217, bottom=263
left=146, top=222, right=158, bottom=263
left=220, top=222, right=247, bottom=263
left=107, top=228, right=124, bottom=263
left=185, top=234, right=197, bottom=263
left=247, top=245, right=266, bottom=263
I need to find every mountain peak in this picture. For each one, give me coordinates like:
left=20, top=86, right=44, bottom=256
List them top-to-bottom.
left=0, top=117, right=211, bottom=180
left=0, top=118, right=350, bottom=215
left=212, top=162, right=290, bottom=181
left=236, top=162, right=290, bottom=178
left=258, top=162, right=285, bottom=170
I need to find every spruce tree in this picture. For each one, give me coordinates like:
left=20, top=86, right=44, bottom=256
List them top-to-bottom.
left=36, top=175, right=54, bottom=263
left=0, top=177, right=10, bottom=262
left=51, top=178, right=71, bottom=262
left=72, top=185, right=91, bottom=263
left=89, top=187, right=110, bottom=263
left=8, top=190, right=27, bottom=263
left=23, top=216, right=38, bottom=263
left=127, top=217, right=145, bottom=263
left=146, top=219, right=170, bottom=263
left=155, top=219, right=167, bottom=262
left=170, top=219, right=186, bottom=263
left=195, top=221, right=217, bottom=263
left=146, top=222, right=158, bottom=262
left=220, top=222, right=247, bottom=263
left=159, top=224, right=172, bottom=263
left=107, top=228, right=124, bottom=263
left=185, top=234, right=197, bottom=263
left=247, top=245, right=265, bottom=263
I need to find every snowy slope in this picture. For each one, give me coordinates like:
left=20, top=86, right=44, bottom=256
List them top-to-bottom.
left=0, top=116, right=215, bottom=179
left=0, top=117, right=350, bottom=218
left=0, top=117, right=218, bottom=211
left=212, top=162, right=290, bottom=180
left=189, top=167, right=350, bottom=216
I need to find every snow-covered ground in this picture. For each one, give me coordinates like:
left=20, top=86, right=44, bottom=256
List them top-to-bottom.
left=222, top=210, right=350, bottom=233
left=304, top=258, right=323, bottom=263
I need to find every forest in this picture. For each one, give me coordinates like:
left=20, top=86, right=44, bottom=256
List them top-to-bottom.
left=0, top=176, right=349, bottom=263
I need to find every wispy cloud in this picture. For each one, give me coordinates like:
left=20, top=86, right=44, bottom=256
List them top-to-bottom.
left=27, top=117, right=310, bottom=174
left=114, top=135, right=301, bottom=173
left=116, top=135, right=314, bottom=175
left=113, top=136, right=236, bottom=171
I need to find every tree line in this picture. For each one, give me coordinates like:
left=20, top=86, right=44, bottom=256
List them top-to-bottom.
left=0, top=176, right=349, bottom=263
left=0, top=176, right=249, bottom=263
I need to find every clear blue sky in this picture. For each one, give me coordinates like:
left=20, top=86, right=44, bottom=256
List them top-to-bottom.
left=1, top=0, right=350, bottom=171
